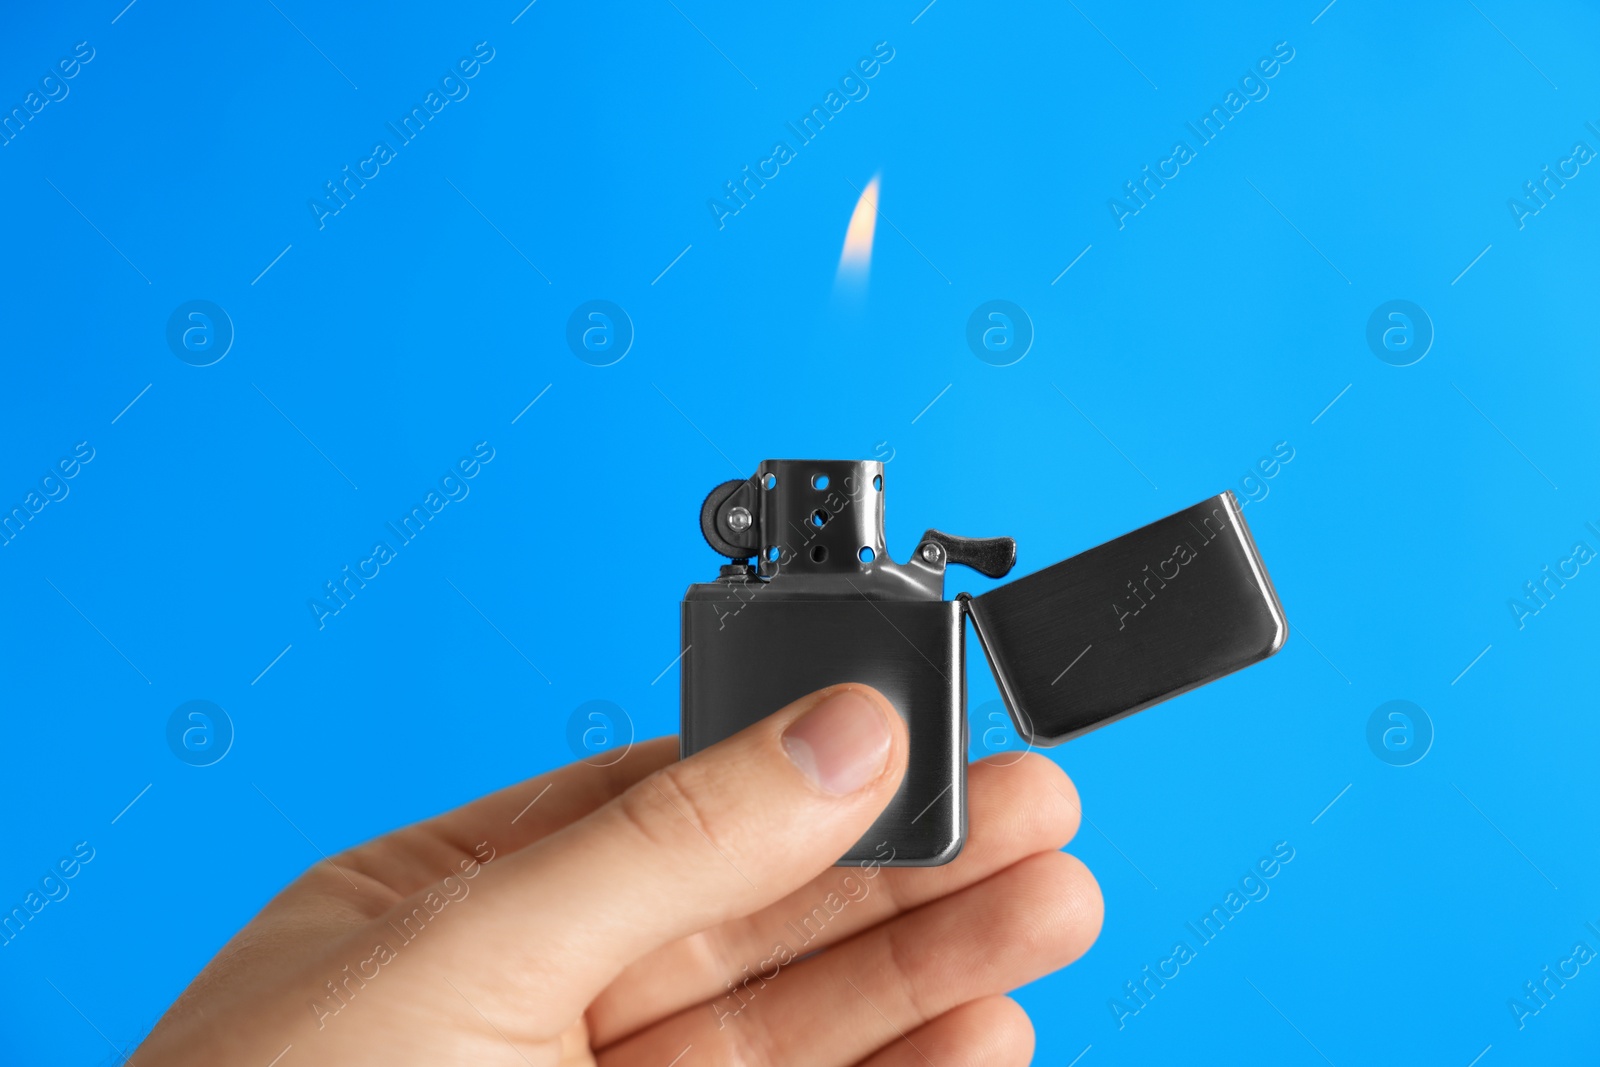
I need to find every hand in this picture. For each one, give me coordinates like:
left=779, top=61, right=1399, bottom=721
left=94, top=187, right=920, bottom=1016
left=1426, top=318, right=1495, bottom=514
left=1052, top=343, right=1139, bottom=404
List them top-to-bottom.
left=136, top=685, right=1102, bottom=1065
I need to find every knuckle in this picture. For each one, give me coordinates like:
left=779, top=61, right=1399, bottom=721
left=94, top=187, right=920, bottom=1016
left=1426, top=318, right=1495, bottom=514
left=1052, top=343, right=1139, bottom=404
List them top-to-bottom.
left=618, top=760, right=738, bottom=863
left=612, top=780, right=675, bottom=853
left=869, top=862, right=906, bottom=918
left=881, top=916, right=937, bottom=1024
left=720, top=998, right=783, bottom=1067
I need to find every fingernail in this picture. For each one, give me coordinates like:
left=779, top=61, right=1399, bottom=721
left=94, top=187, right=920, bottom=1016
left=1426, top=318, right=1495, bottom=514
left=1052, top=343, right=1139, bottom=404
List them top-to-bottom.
left=782, top=689, right=893, bottom=795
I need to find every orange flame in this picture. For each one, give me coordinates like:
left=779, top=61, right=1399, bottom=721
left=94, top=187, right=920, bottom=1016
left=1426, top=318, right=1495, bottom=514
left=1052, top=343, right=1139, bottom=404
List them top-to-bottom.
left=838, top=176, right=879, bottom=280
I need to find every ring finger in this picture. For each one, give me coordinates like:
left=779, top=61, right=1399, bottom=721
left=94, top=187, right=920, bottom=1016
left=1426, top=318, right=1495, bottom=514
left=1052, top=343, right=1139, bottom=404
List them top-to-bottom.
left=598, top=850, right=1102, bottom=1067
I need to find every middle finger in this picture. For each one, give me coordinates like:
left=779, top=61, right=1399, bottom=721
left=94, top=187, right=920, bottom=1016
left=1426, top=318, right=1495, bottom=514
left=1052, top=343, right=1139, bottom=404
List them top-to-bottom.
left=588, top=752, right=1082, bottom=1047
left=599, top=849, right=1102, bottom=1067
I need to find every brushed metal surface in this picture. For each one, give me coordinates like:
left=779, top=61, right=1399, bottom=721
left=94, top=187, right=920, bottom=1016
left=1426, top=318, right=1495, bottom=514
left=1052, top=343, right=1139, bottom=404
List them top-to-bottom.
left=968, top=492, right=1286, bottom=746
left=681, top=595, right=965, bottom=866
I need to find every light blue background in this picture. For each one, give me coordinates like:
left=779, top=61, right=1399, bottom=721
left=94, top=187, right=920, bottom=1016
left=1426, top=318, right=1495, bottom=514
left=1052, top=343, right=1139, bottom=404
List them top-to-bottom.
left=2, top=1, right=1597, bottom=1063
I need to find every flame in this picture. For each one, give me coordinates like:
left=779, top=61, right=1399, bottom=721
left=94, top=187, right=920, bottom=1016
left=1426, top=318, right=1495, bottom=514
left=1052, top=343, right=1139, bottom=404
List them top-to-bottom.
left=838, top=176, right=879, bottom=280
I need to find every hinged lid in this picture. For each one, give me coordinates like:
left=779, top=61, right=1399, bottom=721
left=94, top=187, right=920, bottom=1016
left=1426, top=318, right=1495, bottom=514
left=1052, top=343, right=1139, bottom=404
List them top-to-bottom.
left=967, top=492, right=1286, bottom=746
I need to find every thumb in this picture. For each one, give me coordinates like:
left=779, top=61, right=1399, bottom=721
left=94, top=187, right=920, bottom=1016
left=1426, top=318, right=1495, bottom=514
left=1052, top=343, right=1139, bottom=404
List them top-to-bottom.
left=433, top=683, right=907, bottom=1028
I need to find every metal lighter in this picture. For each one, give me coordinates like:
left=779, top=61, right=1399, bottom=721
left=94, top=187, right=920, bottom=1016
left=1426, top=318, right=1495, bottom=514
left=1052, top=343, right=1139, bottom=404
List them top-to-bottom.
left=680, top=459, right=1287, bottom=866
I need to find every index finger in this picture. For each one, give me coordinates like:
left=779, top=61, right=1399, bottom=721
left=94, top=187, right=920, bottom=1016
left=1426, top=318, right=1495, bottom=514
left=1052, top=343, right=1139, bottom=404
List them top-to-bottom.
left=407, top=684, right=909, bottom=1036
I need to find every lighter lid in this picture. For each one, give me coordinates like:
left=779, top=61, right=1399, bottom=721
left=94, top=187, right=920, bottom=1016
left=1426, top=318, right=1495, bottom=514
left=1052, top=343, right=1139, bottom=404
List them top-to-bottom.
left=967, top=492, right=1287, bottom=746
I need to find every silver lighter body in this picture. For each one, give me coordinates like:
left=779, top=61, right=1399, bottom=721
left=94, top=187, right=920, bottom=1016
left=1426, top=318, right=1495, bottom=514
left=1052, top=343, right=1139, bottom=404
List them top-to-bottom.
left=681, top=459, right=1286, bottom=866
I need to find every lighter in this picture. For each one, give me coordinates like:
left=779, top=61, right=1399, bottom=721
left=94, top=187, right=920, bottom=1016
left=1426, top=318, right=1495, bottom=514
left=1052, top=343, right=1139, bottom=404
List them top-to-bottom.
left=680, top=459, right=1286, bottom=866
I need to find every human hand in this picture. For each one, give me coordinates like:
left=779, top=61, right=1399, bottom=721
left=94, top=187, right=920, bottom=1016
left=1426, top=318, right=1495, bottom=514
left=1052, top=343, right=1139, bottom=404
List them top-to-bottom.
left=136, top=684, right=1102, bottom=1065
